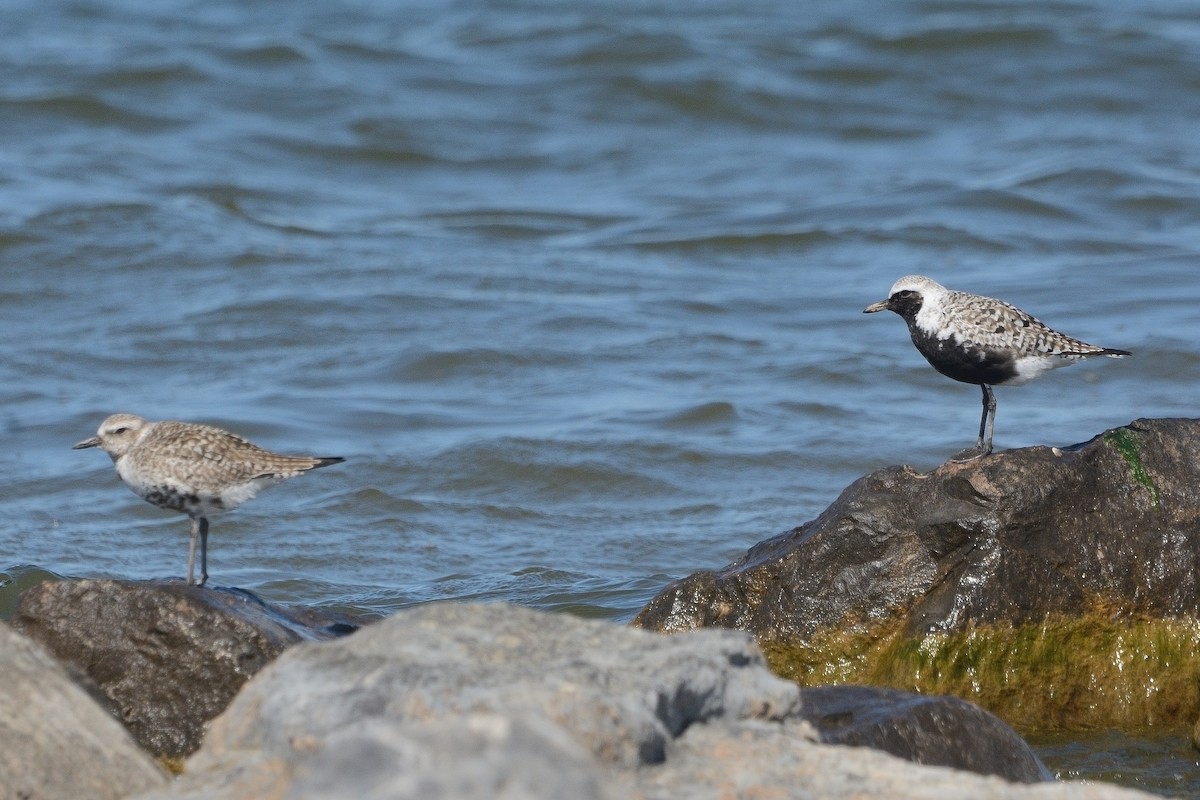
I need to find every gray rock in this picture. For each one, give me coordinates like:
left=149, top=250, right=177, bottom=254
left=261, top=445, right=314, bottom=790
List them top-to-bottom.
left=11, top=578, right=367, bottom=759
left=188, top=601, right=804, bottom=771
left=127, top=603, right=1156, bottom=800
left=0, top=621, right=167, bottom=800
left=287, top=714, right=622, bottom=800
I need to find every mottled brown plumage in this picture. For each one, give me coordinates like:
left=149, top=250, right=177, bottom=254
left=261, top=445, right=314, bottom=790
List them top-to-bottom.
left=74, top=413, right=344, bottom=586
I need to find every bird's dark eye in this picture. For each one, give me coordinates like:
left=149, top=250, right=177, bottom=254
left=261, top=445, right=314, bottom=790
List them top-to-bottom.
left=893, top=290, right=917, bottom=300
left=112, top=427, right=129, bottom=435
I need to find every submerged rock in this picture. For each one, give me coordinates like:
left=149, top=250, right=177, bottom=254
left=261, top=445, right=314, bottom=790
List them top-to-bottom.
left=633, top=419, right=1200, bottom=732
left=11, top=578, right=367, bottom=759
left=127, top=603, right=1153, bottom=800
left=0, top=620, right=167, bottom=799
left=797, top=686, right=1053, bottom=783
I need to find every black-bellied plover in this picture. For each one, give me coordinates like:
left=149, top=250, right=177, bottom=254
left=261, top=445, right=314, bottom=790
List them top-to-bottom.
left=864, top=275, right=1130, bottom=458
left=73, top=413, right=344, bottom=586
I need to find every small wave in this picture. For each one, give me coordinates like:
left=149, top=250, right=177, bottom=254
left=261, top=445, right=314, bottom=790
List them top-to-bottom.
left=871, top=25, right=1057, bottom=55
left=215, top=44, right=310, bottom=66
left=7, top=95, right=181, bottom=131
left=625, top=227, right=841, bottom=254
left=396, top=348, right=576, bottom=383
left=658, top=401, right=738, bottom=429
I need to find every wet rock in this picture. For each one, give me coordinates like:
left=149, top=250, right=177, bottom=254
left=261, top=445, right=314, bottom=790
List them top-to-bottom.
left=634, top=418, right=1200, bottom=636
left=633, top=419, right=1200, bottom=732
left=11, top=578, right=367, bottom=759
left=127, top=603, right=1154, bottom=800
left=0, top=620, right=167, bottom=800
left=798, top=685, right=1053, bottom=783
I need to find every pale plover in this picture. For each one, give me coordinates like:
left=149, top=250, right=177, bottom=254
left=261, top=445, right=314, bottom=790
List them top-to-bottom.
left=864, top=275, right=1130, bottom=458
left=73, top=413, right=344, bottom=586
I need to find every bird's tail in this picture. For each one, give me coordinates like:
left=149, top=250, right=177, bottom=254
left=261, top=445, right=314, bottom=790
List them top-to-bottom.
left=1100, top=348, right=1132, bottom=358
left=312, top=457, right=345, bottom=469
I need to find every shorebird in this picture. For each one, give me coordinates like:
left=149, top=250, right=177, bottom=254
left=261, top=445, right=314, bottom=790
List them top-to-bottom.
left=864, top=275, right=1130, bottom=458
left=73, top=413, right=344, bottom=586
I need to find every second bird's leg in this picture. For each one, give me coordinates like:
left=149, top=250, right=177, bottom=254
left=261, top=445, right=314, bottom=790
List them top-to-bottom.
left=977, top=383, right=997, bottom=455
left=187, top=517, right=210, bottom=586
left=187, top=518, right=199, bottom=585
left=198, top=518, right=209, bottom=587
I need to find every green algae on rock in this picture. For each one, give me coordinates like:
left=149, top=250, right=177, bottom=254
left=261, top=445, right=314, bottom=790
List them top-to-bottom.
left=1103, top=427, right=1161, bottom=509
left=761, top=608, right=1200, bottom=736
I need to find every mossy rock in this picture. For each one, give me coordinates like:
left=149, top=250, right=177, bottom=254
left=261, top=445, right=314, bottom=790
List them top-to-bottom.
left=761, top=608, right=1200, bottom=735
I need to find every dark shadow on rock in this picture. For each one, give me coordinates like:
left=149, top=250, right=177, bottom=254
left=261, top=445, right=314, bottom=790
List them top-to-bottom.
left=11, top=578, right=373, bottom=759
left=798, top=685, right=1053, bottom=784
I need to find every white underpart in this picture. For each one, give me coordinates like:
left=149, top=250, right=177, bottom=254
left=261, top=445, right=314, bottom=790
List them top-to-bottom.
left=1008, top=353, right=1073, bottom=386
left=115, top=457, right=167, bottom=499
left=218, top=476, right=284, bottom=509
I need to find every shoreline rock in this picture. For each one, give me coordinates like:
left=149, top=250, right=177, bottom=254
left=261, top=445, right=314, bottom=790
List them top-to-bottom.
left=632, top=419, right=1200, bottom=734
left=11, top=578, right=369, bottom=759
left=1, top=591, right=1160, bottom=799
left=124, top=602, right=1154, bottom=800
left=0, top=620, right=168, bottom=799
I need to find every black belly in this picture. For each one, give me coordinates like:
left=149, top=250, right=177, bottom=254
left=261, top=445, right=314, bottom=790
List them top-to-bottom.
left=909, top=327, right=1019, bottom=386
left=143, top=485, right=203, bottom=514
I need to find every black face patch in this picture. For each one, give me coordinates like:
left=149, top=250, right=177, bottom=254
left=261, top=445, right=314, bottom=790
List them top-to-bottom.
left=886, top=289, right=924, bottom=321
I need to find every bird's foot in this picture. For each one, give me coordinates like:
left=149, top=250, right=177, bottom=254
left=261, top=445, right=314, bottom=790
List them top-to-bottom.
left=949, top=446, right=992, bottom=463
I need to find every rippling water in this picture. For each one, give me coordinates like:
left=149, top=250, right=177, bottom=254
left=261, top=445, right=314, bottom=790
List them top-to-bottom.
left=3, top=0, right=1200, bottom=792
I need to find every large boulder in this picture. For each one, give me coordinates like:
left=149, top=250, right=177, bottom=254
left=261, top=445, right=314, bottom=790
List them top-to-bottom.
left=633, top=419, right=1200, bottom=732
left=11, top=579, right=367, bottom=759
left=177, top=601, right=804, bottom=772
left=127, top=603, right=1156, bottom=800
left=0, top=621, right=167, bottom=800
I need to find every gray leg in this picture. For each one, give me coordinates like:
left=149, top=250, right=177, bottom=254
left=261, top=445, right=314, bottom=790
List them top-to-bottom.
left=953, top=384, right=997, bottom=462
left=977, top=384, right=997, bottom=455
left=187, top=517, right=210, bottom=586
left=187, top=518, right=199, bottom=585
left=198, top=518, right=209, bottom=587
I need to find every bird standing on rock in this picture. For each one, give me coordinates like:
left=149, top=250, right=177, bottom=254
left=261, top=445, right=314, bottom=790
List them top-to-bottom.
left=864, top=275, right=1130, bottom=459
left=74, top=413, right=344, bottom=586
